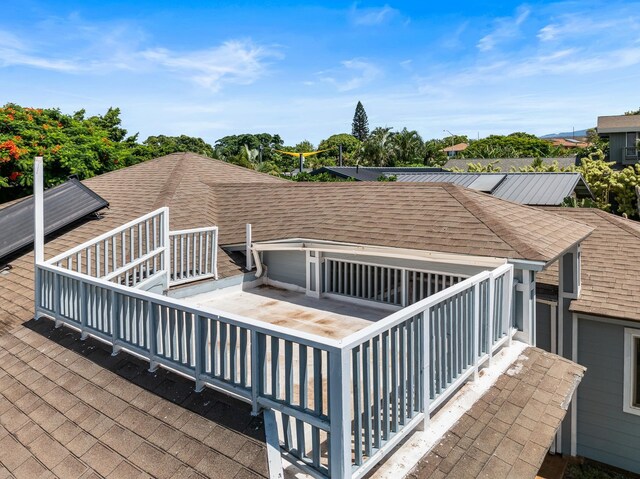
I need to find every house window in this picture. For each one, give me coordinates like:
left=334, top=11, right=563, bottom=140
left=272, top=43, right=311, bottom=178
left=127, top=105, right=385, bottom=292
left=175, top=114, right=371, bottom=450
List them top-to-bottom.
left=624, top=328, right=640, bottom=415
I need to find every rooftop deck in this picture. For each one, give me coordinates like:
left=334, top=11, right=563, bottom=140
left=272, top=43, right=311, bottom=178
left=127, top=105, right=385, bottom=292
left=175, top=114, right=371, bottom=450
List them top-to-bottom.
left=34, top=205, right=520, bottom=479
left=186, top=285, right=391, bottom=340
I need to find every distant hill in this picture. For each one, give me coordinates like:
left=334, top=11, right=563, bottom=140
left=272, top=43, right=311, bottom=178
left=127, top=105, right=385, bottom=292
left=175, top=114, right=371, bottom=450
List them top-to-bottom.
left=540, top=128, right=590, bottom=139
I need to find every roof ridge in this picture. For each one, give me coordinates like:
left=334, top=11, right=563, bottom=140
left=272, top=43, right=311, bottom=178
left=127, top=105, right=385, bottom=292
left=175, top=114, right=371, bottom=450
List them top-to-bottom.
left=152, top=155, right=189, bottom=209
left=443, top=184, right=548, bottom=260
left=593, top=209, right=640, bottom=240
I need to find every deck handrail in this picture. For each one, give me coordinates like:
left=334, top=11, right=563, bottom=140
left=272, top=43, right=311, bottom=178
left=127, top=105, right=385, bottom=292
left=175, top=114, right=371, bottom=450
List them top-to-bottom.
left=47, top=207, right=169, bottom=265
left=35, top=210, right=519, bottom=479
left=169, top=226, right=218, bottom=286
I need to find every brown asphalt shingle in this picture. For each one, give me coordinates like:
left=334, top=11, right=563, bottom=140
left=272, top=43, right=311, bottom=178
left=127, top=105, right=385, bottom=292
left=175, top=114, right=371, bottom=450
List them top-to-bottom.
left=0, top=152, right=592, bottom=334
left=207, top=181, right=592, bottom=262
left=537, top=208, right=640, bottom=322
left=0, top=318, right=268, bottom=479
left=408, top=347, right=585, bottom=479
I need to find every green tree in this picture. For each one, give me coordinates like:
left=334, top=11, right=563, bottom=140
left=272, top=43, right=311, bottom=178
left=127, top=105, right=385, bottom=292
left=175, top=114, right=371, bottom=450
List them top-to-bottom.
left=351, top=101, right=370, bottom=141
left=0, top=103, right=144, bottom=202
left=625, top=108, right=640, bottom=115
left=356, top=127, right=396, bottom=166
left=391, top=128, right=424, bottom=165
left=214, top=133, right=284, bottom=163
left=317, top=133, right=361, bottom=165
left=460, top=133, right=570, bottom=159
left=142, top=134, right=216, bottom=159
left=423, top=139, right=449, bottom=166
left=293, top=140, right=315, bottom=153
left=574, top=151, right=615, bottom=211
left=611, top=164, right=640, bottom=217
left=290, top=172, right=353, bottom=182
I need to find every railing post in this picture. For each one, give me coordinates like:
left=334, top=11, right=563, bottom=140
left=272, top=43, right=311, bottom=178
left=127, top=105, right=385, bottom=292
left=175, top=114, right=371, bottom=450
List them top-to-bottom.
left=33, top=156, right=44, bottom=320
left=163, top=208, right=171, bottom=292
left=212, top=228, right=218, bottom=279
left=505, top=267, right=514, bottom=347
left=53, top=273, right=62, bottom=327
left=487, top=275, right=495, bottom=366
left=80, top=281, right=88, bottom=338
left=473, top=282, right=480, bottom=381
left=110, top=289, right=120, bottom=355
left=148, top=300, right=159, bottom=372
left=421, top=308, right=431, bottom=431
left=194, top=315, right=204, bottom=392
left=250, top=330, right=260, bottom=415
left=329, top=348, right=352, bottom=478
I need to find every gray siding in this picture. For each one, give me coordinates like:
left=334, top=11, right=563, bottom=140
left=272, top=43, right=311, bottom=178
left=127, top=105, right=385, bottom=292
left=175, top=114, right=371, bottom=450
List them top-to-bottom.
left=609, top=132, right=626, bottom=164
left=263, top=250, right=307, bottom=288
left=535, top=302, right=552, bottom=352
left=577, top=318, right=640, bottom=474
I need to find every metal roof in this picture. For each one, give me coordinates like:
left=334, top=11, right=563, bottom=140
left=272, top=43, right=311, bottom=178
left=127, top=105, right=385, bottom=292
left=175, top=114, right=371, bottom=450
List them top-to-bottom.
left=313, top=166, right=443, bottom=181
left=393, top=172, right=593, bottom=205
left=491, top=173, right=589, bottom=205
left=0, top=178, right=108, bottom=260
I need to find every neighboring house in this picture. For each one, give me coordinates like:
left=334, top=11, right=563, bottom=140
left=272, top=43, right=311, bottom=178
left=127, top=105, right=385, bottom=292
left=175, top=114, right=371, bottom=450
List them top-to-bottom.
left=597, top=114, right=640, bottom=166
left=441, top=142, right=468, bottom=157
left=0, top=153, right=591, bottom=479
left=444, top=157, right=577, bottom=171
left=312, top=167, right=593, bottom=206
left=536, top=208, right=640, bottom=474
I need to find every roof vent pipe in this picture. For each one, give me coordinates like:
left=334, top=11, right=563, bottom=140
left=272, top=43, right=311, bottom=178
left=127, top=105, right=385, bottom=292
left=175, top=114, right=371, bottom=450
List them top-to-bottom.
left=245, top=223, right=253, bottom=271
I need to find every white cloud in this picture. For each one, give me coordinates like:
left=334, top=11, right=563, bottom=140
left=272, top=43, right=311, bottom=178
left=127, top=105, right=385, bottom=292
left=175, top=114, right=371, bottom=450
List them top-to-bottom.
left=351, top=4, right=400, bottom=26
left=477, top=6, right=530, bottom=52
left=538, top=16, right=630, bottom=42
left=0, top=24, right=280, bottom=92
left=141, top=40, right=280, bottom=91
left=318, top=59, right=381, bottom=91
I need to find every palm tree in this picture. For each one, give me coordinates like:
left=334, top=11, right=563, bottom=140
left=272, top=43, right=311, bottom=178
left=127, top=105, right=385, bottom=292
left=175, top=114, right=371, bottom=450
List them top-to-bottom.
left=357, top=127, right=396, bottom=166
left=391, top=128, right=424, bottom=165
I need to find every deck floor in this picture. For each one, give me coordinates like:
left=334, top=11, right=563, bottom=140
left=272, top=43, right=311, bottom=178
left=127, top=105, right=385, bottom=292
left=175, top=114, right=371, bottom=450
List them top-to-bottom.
left=185, top=284, right=392, bottom=339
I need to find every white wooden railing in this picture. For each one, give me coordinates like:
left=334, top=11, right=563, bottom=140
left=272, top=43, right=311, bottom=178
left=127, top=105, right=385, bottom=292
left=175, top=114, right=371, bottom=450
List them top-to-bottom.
left=47, top=208, right=169, bottom=289
left=36, top=213, right=518, bottom=479
left=169, top=227, right=218, bottom=286
left=324, top=258, right=467, bottom=306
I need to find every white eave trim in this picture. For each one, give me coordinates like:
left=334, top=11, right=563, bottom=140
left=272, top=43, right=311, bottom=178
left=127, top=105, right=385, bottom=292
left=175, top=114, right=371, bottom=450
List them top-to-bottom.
left=250, top=238, right=507, bottom=269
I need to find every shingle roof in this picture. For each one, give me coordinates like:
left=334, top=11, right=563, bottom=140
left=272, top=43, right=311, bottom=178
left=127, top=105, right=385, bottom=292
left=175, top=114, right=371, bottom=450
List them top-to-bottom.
left=597, top=115, right=640, bottom=134
left=0, top=153, right=283, bottom=335
left=444, top=157, right=577, bottom=172
left=206, top=182, right=592, bottom=262
left=536, top=208, right=640, bottom=322
left=0, top=319, right=268, bottom=479
left=408, top=347, right=585, bottom=479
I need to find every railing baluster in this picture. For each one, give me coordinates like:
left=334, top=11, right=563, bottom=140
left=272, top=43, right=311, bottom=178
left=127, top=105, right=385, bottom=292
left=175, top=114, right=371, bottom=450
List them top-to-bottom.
left=399, top=323, right=406, bottom=424
left=230, top=325, right=238, bottom=383
left=240, top=328, right=248, bottom=387
left=382, top=330, right=389, bottom=440
left=372, top=335, right=381, bottom=449
left=270, top=336, right=279, bottom=398
left=363, top=340, right=372, bottom=458
left=352, top=345, right=362, bottom=465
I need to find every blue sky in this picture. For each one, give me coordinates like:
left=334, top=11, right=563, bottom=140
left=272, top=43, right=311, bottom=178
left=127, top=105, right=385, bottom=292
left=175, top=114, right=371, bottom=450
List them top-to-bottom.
left=2, top=1, right=639, bottom=145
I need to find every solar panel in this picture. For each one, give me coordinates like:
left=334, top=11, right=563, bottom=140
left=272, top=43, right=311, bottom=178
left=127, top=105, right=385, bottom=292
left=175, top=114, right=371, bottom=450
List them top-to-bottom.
left=0, top=178, right=109, bottom=261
